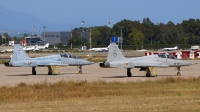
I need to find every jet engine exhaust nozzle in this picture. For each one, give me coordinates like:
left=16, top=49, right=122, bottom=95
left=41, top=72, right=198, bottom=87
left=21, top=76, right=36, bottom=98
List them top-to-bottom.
left=4, top=62, right=13, bottom=67
left=99, top=62, right=110, bottom=68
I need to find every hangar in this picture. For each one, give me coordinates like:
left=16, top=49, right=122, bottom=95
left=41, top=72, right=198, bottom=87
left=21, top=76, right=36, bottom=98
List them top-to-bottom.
left=40, top=31, right=89, bottom=45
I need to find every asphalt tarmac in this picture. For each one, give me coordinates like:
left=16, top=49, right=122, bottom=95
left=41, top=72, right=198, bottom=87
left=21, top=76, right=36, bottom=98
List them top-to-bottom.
left=0, top=60, right=199, bottom=87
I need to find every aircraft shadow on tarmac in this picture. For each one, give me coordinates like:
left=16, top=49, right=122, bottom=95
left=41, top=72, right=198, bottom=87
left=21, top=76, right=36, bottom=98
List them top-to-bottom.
left=7, top=72, right=86, bottom=76
left=7, top=73, right=66, bottom=76
left=102, top=74, right=178, bottom=78
left=102, top=76, right=147, bottom=78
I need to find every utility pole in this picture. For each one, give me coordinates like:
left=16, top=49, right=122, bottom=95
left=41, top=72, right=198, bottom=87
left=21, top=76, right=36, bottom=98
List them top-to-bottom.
left=81, top=20, right=85, bottom=46
left=31, top=26, right=35, bottom=45
left=32, top=26, right=35, bottom=36
left=43, top=26, right=45, bottom=44
left=70, top=26, right=73, bottom=52
left=89, top=27, right=92, bottom=57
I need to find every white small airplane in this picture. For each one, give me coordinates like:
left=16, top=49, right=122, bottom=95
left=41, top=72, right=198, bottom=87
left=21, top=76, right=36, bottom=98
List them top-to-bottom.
left=1, top=43, right=50, bottom=52
left=23, top=43, right=49, bottom=51
left=37, top=43, right=49, bottom=50
left=23, top=45, right=38, bottom=51
left=161, top=46, right=178, bottom=51
left=89, top=47, right=109, bottom=52
left=0, top=49, right=13, bottom=52
left=136, top=49, right=147, bottom=52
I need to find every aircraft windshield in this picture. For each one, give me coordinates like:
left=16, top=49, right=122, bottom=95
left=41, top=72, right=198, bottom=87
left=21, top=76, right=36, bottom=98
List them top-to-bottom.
left=60, top=54, right=79, bottom=59
left=158, top=54, right=177, bottom=59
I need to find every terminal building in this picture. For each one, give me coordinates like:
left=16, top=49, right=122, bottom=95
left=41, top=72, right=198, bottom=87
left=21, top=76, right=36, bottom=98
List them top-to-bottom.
left=24, top=31, right=89, bottom=46
left=40, top=31, right=90, bottom=45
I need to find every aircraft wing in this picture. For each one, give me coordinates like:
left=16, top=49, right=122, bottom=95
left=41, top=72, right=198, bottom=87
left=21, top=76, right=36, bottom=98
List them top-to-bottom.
left=10, top=60, right=69, bottom=67
left=36, top=60, right=69, bottom=66
left=108, top=60, right=169, bottom=68
left=133, top=61, right=169, bottom=68
left=39, top=63, right=69, bottom=66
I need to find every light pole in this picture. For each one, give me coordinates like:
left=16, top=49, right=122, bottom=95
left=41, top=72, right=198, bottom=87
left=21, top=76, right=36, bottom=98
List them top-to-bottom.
left=81, top=20, right=85, bottom=46
left=107, top=20, right=112, bottom=27
left=43, top=26, right=45, bottom=44
left=70, top=26, right=73, bottom=51
left=89, top=27, right=92, bottom=57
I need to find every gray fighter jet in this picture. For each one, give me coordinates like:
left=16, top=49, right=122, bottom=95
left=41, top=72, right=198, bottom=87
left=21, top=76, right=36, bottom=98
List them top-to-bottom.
left=99, top=43, right=194, bottom=77
left=4, top=44, right=94, bottom=75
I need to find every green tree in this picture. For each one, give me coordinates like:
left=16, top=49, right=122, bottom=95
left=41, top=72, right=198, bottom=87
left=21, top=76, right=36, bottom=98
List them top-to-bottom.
left=111, top=19, right=140, bottom=45
left=96, top=26, right=111, bottom=46
left=91, top=27, right=100, bottom=46
left=128, top=28, right=144, bottom=49
left=68, top=31, right=88, bottom=47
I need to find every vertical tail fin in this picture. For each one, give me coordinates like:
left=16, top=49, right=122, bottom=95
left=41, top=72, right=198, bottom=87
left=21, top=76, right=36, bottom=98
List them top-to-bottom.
left=44, top=43, right=49, bottom=49
left=106, top=43, right=125, bottom=62
left=11, top=44, right=30, bottom=61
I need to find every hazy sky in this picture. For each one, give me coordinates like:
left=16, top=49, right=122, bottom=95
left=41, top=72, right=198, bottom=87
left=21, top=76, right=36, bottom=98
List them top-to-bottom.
left=0, top=0, right=200, bottom=30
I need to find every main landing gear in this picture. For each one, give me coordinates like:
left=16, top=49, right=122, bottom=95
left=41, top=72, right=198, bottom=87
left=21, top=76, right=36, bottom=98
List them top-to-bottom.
left=78, top=65, right=83, bottom=74
left=31, top=66, right=53, bottom=75
left=48, top=66, right=53, bottom=75
left=32, top=67, right=36, bottom=75
left=127, top=67, right=154, bottom=77
left=145, top=67, right=152, bottom=77
left=176, top=67, right=181, bottom=76
left=127, top=68, right=132, bottom=77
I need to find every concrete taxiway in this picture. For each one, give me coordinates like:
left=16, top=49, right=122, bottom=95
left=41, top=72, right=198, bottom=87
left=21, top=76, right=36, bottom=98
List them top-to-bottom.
left=0, top=60, right=199, bottom=87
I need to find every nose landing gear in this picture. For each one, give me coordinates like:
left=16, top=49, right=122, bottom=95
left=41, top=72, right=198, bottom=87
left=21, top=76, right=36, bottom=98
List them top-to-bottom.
left=176, top=67, right=181, bottom=76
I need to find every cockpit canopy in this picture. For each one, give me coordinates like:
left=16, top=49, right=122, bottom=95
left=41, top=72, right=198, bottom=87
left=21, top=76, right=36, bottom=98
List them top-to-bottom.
left=60, top=54, right=79, bottom=59
left=158, top=54, right=177, bottom=59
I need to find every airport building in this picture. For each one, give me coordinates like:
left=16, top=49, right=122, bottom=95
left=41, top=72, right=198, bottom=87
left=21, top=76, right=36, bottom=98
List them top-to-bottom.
left=40, top=31, right=90, bottom=45
left=25, top=36, right=44, bottom=45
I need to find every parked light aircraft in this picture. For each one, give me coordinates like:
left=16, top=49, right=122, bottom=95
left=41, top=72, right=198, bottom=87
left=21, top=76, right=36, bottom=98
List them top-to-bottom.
left=1, top=43, right=50, bottom=52
left=23, top=43, right=49, bottom=51
left=37, top=43, right=49, bottom=50
left=99, top=43, right=194, bottom=77
left=4, top=44, right=94, bottom=75
left=23, top=45, right=38, bottom=51
left=161, top=46, right=178, bottom=51
left=89, top=47, right=108, bottom=52
left=1, top=48, right=13, bottom=52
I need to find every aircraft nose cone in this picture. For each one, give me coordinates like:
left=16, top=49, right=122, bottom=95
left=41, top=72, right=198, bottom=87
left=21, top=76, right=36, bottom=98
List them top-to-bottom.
left=83, top=60, right=94, bottom=65
left=87, top=61, right=95, bottom=65
left=90, top=62, right=95, bottom=64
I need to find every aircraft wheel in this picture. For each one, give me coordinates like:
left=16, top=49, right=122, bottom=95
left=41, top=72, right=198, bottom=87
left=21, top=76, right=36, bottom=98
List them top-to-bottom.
left=32, top=67, right=36, bottom=75
left=146, top=67, right=151, bottom=77
left=127, top=68, right=132, bottom=77
left=32, top=71, right=36, bottom=75
left=79, top=71, right=82, bottom=74
left=48, top=72, right=52, bottom=75
left=127, top=72, right=132, bottom=77
left=146, top=72, right=150, bottom=77
left=177, top=72, right=181, bottom=76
